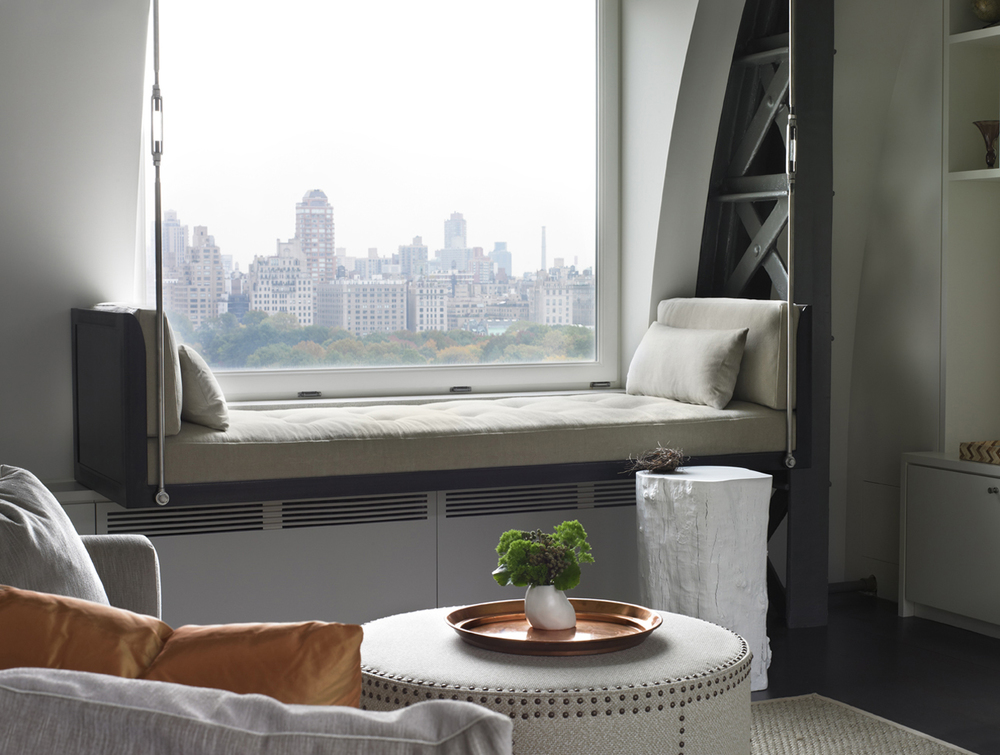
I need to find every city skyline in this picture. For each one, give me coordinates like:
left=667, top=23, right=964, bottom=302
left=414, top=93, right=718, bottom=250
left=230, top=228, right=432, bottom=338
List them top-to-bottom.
left=153, top=0, right=597, bottom=278
left=156, top=197, right=596, bottom=342
left=159, top=202, right=590, bottom=278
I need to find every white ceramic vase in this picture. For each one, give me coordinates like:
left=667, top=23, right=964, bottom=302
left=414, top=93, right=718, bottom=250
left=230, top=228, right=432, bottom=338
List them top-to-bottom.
left=524, top=585, right=576, bottom=630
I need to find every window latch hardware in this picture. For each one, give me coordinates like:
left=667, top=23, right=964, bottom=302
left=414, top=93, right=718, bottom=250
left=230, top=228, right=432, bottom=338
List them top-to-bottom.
left=590, top=381, right=611, bottom=389
left=450, top=386, right=472, bottom=394
left=297, top=391, right=322, bottom=399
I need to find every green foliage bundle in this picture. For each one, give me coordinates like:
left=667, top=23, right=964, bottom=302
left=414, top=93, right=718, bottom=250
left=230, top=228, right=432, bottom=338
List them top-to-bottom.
left=492, top=520, right=595, bottom=591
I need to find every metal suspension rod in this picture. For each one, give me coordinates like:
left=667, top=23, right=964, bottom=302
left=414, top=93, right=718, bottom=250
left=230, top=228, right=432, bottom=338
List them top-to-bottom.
left=152, top=0, right=169, bottom=506
left=784, top=0, right=796, bottom=470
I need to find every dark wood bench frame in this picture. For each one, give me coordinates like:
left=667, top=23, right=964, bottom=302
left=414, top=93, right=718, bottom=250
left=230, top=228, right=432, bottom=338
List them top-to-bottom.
left=72, top=306, right=812, bottom=509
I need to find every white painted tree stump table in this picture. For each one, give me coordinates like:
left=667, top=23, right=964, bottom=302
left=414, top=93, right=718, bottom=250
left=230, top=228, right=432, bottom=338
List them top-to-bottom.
left=636, top=466, right=772, bottom=691
left=361, top=606, right=751, bottom=755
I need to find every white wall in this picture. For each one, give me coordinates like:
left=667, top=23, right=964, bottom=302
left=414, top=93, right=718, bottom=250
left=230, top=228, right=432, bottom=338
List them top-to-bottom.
left=0, top=0, right=149, bottom=480
left=620, top=0, right=746, bottom=364
left=831, top=0, right=943, bottom=593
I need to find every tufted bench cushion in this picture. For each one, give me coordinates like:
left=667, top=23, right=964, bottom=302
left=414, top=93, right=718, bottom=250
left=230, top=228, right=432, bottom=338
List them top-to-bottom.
left=146, top=393, right=786, bottom=485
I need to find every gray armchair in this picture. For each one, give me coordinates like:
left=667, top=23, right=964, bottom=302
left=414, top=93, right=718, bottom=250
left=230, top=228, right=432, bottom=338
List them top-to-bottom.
left=1, top=465, right=514, bottom=754
left=80, top=535, right=161, bottom=618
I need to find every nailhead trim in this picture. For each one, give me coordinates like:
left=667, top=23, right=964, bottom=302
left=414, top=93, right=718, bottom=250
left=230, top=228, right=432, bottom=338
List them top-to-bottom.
left=361, top=654, right=752, bottom=721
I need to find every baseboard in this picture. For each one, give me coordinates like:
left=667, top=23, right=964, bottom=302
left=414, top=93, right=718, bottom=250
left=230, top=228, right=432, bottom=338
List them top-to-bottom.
left=912, top=603, right=1000, bottom=641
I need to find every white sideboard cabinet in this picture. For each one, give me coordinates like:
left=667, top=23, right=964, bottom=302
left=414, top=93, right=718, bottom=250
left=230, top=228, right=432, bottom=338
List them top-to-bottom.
left=899, top=452, right=1000, bottom=637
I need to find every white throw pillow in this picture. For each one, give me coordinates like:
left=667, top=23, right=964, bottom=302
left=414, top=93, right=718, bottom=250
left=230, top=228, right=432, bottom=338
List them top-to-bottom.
left=626, top=323, right=748, bottom=409
left=178, top=345, right=230, bottom=431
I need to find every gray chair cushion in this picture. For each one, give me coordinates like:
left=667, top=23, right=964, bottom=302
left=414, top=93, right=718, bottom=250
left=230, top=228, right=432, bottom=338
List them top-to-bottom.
left=0, top=465, right=108, bottom=604
left=81, top=535, right=161, bottom=618
left=0, top=668, right=513, bottom=755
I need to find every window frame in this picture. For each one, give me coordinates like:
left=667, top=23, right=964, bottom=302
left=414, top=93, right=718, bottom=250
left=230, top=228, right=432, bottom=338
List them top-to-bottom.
left=175, top=1, right=620, bottom=403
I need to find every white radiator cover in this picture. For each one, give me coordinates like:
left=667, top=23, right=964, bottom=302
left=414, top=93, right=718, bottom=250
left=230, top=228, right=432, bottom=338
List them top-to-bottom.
left=97, top=480, right=639, bottom=627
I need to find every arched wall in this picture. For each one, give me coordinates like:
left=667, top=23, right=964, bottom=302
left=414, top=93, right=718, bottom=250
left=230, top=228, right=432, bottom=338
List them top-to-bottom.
left=620, top=0, right=748, bottom=366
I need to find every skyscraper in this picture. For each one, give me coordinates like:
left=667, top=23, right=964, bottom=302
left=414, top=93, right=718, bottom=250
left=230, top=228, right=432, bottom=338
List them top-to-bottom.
left=295, top=189, right=335, bottom=284
left=162, top=210, right=188, bottom=272
left=444, top=212, right=467, bottom=249
left=165, top=226, right=227, bottom=329
left=541, top=226, right=547, bottom=272
left=399, top=236, right=429, bottom=279
left=248, top=239, right=314, bottom=326
left=489, top=242, right=512, bottom=279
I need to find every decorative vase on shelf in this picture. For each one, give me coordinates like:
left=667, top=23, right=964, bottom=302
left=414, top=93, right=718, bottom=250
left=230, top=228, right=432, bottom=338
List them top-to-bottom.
left=971, top=0, right=1000, bottom=25
left=973, top=120, right=999, bottom=168
left=524, top=585, right=576, bottom=630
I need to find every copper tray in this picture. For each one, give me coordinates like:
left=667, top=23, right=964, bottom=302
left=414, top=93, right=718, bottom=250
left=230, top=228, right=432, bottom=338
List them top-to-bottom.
left=445, top=598, right=662, bottom=656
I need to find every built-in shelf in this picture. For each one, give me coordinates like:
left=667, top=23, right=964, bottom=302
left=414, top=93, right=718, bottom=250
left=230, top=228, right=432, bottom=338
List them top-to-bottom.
left=942, top=0, right=1000, bottom=453
left=950, top=25, right=1000, bottom=47
left=949, top=168, right=1000, bottom=181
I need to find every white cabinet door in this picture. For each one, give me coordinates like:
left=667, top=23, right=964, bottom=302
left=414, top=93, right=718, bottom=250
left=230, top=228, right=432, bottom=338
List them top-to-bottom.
left=905, top=463, right=1000, bottom=625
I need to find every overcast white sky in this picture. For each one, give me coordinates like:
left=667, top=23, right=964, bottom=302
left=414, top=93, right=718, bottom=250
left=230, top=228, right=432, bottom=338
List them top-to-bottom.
left=154, top=0, right=596, bottom=277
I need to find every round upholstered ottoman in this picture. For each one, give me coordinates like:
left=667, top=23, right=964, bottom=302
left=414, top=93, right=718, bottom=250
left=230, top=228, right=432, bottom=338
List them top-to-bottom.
left=361, top=606, right=751, bottom=755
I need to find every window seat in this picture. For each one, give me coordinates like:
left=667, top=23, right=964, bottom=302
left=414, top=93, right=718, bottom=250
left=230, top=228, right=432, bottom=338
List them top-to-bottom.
left=72, top=298, right=809, bottom=509
left=154, top=394, right=788, bottom=485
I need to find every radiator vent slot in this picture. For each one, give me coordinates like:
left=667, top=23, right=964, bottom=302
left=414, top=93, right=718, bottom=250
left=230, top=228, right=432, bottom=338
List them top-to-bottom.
left=444, top=479, right=635, bottom=518
left=106, top=493, right=430, bottom=537
left=281, top=494, right=429, bottom=530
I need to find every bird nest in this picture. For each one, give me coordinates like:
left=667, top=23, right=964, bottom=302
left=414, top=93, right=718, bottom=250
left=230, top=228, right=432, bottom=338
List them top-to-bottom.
left=624, top=446, right=687, bottom=474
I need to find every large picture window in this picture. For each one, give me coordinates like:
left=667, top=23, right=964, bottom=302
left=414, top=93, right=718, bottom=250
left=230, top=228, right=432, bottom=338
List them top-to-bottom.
left=147, top=0, right=618, bottom=400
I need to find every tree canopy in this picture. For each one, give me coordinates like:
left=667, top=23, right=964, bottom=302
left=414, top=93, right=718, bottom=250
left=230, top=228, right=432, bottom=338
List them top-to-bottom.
left=169, top=310, right=595, bottom=370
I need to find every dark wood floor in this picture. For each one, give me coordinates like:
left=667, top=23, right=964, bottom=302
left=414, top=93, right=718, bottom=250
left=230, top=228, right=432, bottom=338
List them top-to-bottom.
left=753, top=592, right=1000, bottom=754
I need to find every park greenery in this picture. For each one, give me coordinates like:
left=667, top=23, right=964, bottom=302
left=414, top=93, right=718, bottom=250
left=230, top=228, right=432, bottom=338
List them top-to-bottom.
left=167, top=310, right=595, bottom=370
left=492, top=520, right=595, bottom=592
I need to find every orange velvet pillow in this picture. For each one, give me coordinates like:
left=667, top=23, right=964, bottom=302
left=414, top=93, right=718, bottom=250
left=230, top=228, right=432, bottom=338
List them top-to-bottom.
left=0, top=585, right=171, bottom=677
left=140, top=621, right=364, bottom=707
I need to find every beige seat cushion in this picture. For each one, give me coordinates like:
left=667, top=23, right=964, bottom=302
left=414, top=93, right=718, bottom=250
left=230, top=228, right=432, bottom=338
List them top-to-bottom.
left=151, top=393, right=787, bottom=485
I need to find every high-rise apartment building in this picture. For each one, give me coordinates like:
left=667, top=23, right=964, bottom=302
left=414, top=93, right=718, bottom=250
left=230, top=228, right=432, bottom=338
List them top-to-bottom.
left=295, top=189, right=335, bottom=284
left=162, top=210, right=188, bottom=271
left=444, top=212, right=466, bottom=249
left=165, top=225, right=228, bottom=329
left=399, top=236, right=429, bottom=280
left=248, top=240, right=314, bottom=326
left=489, top=242, right=512, bottom=279
left=432, top=247, right=471, bottom=273
left=355, top=248, right=385, bottom=279
left=468, top=248, right=494, bottom=284
left=227, top=271, right=250, bottom=320
left=569, top=271, right=596, bottom=327
left=529, top=274, right=574, bottom=326
left=408, top=277, right=451, bottom=332
left=315, top=278, right=407, bottom=336
left=483, top=300, right=530, bottom=322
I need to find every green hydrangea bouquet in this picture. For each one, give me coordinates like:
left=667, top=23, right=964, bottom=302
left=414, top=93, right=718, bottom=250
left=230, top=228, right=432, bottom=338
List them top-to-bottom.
left=492, top=519, right=595, bottom=592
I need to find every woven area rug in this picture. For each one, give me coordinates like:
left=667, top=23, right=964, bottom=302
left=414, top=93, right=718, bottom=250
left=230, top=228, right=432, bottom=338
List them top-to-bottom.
left=752, top=694, right=978, bottom=755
